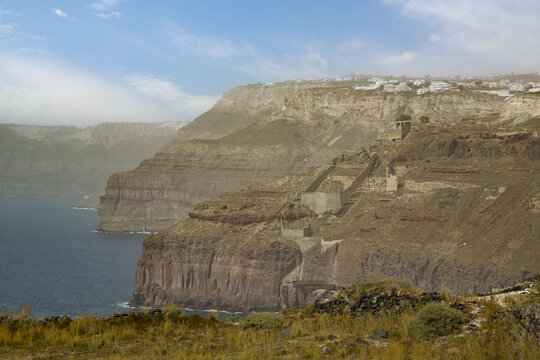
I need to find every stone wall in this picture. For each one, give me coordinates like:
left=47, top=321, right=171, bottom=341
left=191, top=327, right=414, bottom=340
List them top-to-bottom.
left=386, top=175, right=398, bottom=192
left=301, top=192, right=343, bottom=213
left=282, top=228, right=312, bottom=239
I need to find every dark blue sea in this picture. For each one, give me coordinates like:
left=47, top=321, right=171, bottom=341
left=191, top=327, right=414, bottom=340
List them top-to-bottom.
left=0, top=195, right=147, bottom=318
left=0, top=195, right=248, bottom=320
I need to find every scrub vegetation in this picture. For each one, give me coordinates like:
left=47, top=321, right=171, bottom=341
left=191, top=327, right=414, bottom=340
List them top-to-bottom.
left=0, top=279, right=538, bottom=359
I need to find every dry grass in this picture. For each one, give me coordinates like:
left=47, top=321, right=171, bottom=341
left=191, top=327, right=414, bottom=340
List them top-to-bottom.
left=1, top=281, right=539, bottom=359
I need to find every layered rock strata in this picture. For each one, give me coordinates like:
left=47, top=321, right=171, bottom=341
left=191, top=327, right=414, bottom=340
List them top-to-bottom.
left=100, top=82, right=504, bottom=232
left=132, top=120, right=540, bottom=310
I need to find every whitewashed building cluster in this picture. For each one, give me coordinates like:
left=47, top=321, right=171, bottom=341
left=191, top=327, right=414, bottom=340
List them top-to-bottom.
left=350, top=74, right=539, bottom=96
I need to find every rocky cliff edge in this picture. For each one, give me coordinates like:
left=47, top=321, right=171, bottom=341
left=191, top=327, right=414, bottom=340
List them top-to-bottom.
left=132, top=118, right=540, bottom=311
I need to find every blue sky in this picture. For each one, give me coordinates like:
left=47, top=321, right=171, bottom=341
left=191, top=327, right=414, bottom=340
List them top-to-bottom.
left=1, top=0, right=539, bottom=126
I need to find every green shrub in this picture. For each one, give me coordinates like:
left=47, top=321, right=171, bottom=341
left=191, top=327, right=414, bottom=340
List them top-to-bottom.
left=399, top=114, right=412, bottom=121
left=420, top=115, right=430, bottom=123
left=348, top=278, right=417, bottom=300
left=410, top=303, right=466, bottom=339
left=242, top=313, right=286, bottom=329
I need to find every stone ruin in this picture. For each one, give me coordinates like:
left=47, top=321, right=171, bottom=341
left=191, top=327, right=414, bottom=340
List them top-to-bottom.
left=387, top=118, right=412, bottom=141
left=300, top=153, right=377, bottom=214
left=385, top=166, right=398, bottom=192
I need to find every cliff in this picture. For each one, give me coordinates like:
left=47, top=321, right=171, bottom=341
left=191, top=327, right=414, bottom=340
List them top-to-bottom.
left=99, top=83, right=504, bottom=232
left=500, top=93, right=540, bottom=125
left=132, top=118, right=540, bottom=311
left=0, top=122, right=180, bottom=196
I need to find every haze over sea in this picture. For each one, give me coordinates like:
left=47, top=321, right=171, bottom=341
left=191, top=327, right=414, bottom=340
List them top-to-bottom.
left=0, top=195, right=146, bottom=317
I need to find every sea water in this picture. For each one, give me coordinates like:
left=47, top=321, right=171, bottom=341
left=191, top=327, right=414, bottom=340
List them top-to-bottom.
left=0, top=195, right=146, bottom=317
left=0, top=195, right=248, bottom=321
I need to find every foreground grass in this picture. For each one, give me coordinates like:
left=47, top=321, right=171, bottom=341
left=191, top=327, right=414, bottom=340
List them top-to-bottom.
left=1, top=279, right=539, bottom=359
left=0, top=308, right=538, bottom=359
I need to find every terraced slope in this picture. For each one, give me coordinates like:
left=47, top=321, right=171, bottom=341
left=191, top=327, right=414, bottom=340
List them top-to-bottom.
left=99, top=82, right=505, bottom=232
left=132, top=119, right=540, bottom=311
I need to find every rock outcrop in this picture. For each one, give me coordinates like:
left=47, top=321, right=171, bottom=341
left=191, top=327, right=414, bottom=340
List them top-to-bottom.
left=99, top=82, right=505, bottom=232
left=500, top=93, right=540, bottom=124
left=132, top=119, right=540, bottom=311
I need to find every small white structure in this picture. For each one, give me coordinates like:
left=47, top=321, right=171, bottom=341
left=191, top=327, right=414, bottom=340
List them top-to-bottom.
left=413, top=79, right=425, bottom=86
left=500, top=79, right=511, bottom=88
left=354, top=81, right=383, bottom=90
left=429, top=81, right=450, bottom=92
left=396, top=82, right=412, bottom=92
left=509, top=83, right=525, bottom=92
left=417, top=88, right=429, bottom=95
left=528, top=88, right=540, bottom=93
left=475, top=89, right=510, bottom=97
left=385, top=167, right=398, bottom=192
left=301, top=192, right=343, bottom=214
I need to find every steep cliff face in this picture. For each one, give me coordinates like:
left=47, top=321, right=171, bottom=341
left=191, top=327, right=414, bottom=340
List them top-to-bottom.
left=98, top=82, right=330, bottom=231
left=170, top=82, right=327, bottom=143
left=99, top=84, right=503, bottom=232
left=500, top=93, right=540, bottom=124
left=132, top=119, right=540, bottom=311
left=0, top=122, right=180, bottom=195
left=133, top=220, right=302, bottom=311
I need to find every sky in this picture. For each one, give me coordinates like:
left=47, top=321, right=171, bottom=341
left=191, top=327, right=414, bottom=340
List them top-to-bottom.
left=0, top=0, right=539, bottom=126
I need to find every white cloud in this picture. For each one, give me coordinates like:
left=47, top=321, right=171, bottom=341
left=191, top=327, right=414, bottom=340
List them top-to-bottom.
left=88, top=0, right=121, bottom=11
left=381, top=0, right=540, bottom=74
left=0, top=7, right=18, bottom=42
left=0, top=8, right=13, bottom=17
left=53, top=8, right=67, bottom=18
left=96, top=11, right=121, bottom=19
left=0, top=23, right=14, bottom=35
left=166, top=24, right=330, bottom=81
left=167, top=24, right=238, bottom=58
left=429, top=34, right=440, bottom=43
left=338, top=40, right=364, bottom=53
left=382, top=51, right=417, bottom=65
left=237, top=52, right=329, bottom=81
left=0, top=54, right=215, bottom=126
left=126, top=74, right=219, bottom=117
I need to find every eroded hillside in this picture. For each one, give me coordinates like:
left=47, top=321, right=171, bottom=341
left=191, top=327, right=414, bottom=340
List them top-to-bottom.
left=99, top=82, right=510, bottom=232
left=132, top=118, right=540, bottom=311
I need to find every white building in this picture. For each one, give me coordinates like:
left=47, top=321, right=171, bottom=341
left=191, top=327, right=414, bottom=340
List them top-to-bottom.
left=413, top=79, right=425, bottom=86
left=500, top=79, right=510, bottom=88
left=429, top=81, right=450, bottom=92
left=396, top=82, right=412, bottom=92
left=354, top=83, right=378, bottom=90
left=509, top=83, right=525, bottom=92
left=417, top=88, right=429, bottom=95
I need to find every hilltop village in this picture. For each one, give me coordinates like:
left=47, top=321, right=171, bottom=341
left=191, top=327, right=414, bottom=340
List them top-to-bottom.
left=280, top=73, right=540, bottom=98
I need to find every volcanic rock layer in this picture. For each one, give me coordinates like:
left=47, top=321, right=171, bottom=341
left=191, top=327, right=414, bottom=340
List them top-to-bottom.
left=99, top=81, right=512, bottom=232
left=132, top=119, right=540, bottom=310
